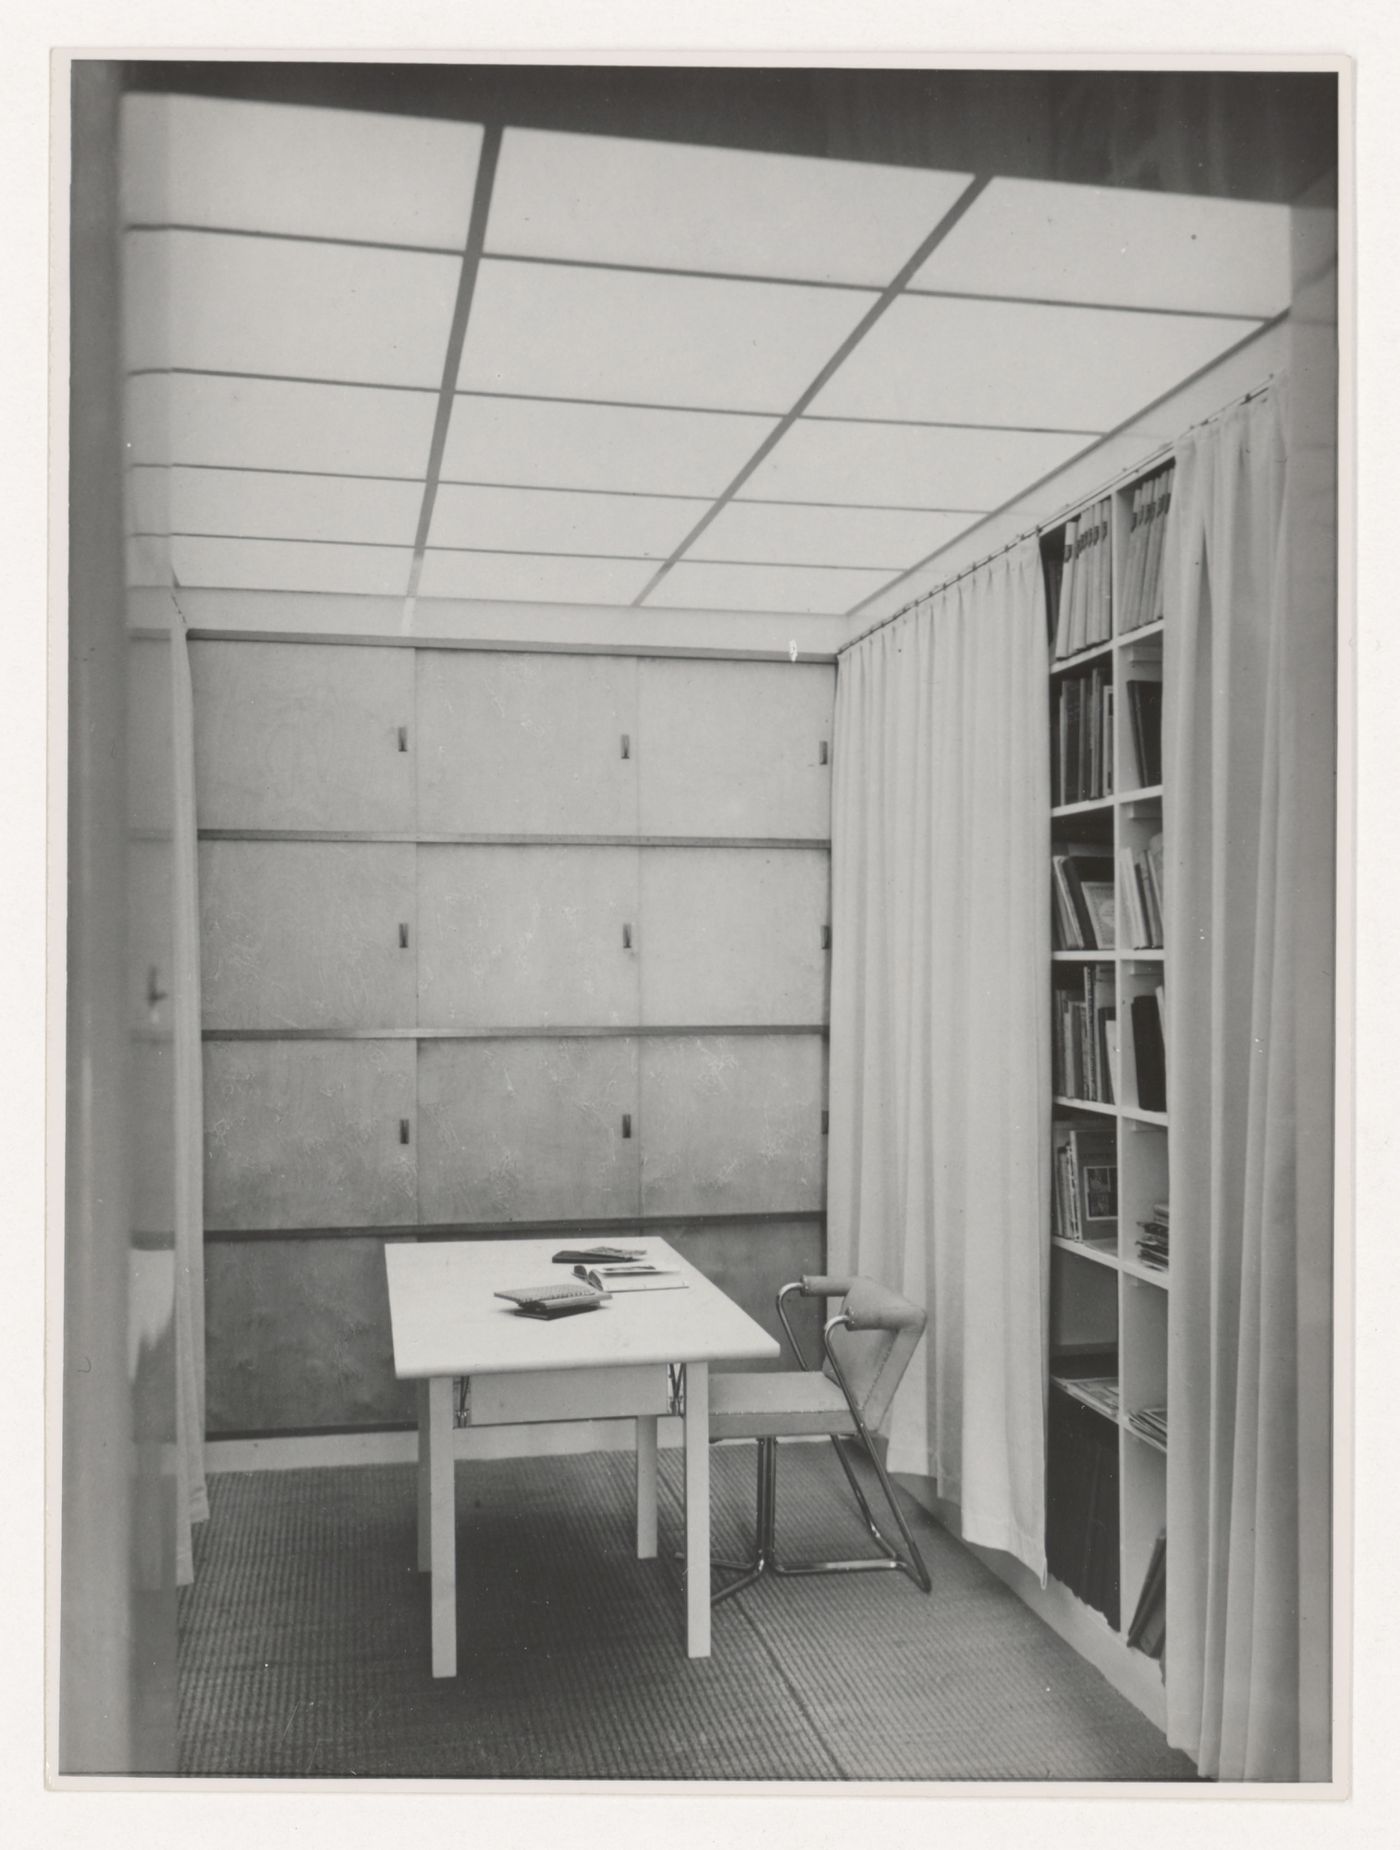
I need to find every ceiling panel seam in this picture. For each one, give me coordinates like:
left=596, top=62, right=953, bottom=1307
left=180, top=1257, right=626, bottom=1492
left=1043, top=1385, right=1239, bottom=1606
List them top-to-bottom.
left=403, top=123, right=504, bottom=612
left=630, top=174, right=995, bottom=608
left=123, top=225, right=1272, bottom=324
left=132, top=463, right=990, bottom=516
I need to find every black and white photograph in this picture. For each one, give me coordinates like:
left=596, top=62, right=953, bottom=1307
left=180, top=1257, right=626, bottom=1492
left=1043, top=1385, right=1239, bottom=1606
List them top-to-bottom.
left=36, top=22, right=1363, bottom=1819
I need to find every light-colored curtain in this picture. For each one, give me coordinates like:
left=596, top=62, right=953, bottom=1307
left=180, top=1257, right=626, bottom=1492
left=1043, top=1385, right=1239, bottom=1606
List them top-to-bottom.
left=1163, top=380, right=1333, bottom=1780
left=827, top=539, right=1051, bottom=1578
left=172, top=611, right=208, bottom=1583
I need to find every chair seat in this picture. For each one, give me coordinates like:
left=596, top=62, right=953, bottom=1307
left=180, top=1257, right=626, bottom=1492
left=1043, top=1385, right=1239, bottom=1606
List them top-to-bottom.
left=710, top=1369, right=857, bottom=1440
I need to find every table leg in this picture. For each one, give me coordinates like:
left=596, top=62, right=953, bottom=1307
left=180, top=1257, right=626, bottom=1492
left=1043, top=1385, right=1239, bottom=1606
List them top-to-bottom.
left=682, top=1362, right=711, bottom=1658
left=427, top=1375, right=457, bottom=1678
left=415, top=1378, right=431, bottom=1572
left=635, top=1415, right=658, bottom=1559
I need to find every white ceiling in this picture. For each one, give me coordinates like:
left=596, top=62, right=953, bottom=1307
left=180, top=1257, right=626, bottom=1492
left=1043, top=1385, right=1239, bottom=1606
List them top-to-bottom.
left=120, top=93, right=1293, bottom=617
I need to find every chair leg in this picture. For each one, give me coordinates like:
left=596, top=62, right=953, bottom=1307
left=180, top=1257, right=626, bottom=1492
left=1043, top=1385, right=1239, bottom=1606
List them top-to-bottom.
left=769, top=1431, right=932, bottom=1593
left=711, top=1438, right=778, bottom=1605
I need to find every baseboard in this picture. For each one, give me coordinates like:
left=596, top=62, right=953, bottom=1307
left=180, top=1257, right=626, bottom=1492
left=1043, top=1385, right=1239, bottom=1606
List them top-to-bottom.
left=206, top=1416, right=687, bottom=1475
left=894, top=1471, right=1170, bottom=1737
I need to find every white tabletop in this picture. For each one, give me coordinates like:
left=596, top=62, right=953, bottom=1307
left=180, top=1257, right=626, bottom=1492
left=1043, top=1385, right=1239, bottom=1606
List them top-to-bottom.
left=385, top=1236, right=780, bottom=1379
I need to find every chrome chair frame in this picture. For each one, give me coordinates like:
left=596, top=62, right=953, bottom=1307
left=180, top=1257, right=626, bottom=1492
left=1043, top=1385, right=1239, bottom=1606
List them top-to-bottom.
left=711, top=1279, right=932, bottom=1603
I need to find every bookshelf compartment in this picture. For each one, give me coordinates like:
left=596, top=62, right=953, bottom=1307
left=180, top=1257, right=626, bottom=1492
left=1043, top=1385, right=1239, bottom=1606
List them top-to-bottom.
left=1116, top=636, right=1163, bottom=796
left=1117, top=803, right=1165, bottom=954
left=1052, top=962, right=1117, bottom=1106
left=1118, top=965, right=1167, bottom=1118
left=1118, top=1120, right=1169, bottom=1276
left=1051, top=1244, right=1117, bottom=1362
left=1120, top=1275, right=1168, bottom=1447
left=1046, top=1385, right=1120, bottom=1629
left=1121, top=1442, right=1167, bottom=1662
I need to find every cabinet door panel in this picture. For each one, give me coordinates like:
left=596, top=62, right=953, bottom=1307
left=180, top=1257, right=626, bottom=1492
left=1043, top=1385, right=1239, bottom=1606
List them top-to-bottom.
left=192, top=640, right=415, bottom=830
left=417, top=651, right=638, bottom=835
left=637, top=660, right=833, bottom=838
left=200, top=841, right=417, bottom=1029
left=418, top=845, right=639, bottom=1027
left=639, top=847, right=828, bottom=1025
left=640, top=1035, right=826, bottom=1215
left=418, top=1039, right=639, bottom=1223
left=204, top=1041, right=417, bottom=1230
left=665, top=1220, right=824, bottom=1373
left=204, top=1237, right=414, bottom=1433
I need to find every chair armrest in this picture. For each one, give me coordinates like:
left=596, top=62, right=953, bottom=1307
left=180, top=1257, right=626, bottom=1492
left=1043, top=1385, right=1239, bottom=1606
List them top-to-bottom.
left=800, top=1274, right=855, bottom=1298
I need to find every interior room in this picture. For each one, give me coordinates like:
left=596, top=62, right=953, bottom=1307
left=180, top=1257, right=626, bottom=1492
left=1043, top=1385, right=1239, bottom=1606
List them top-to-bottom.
left=60, top=59, right=1339, bottom=1787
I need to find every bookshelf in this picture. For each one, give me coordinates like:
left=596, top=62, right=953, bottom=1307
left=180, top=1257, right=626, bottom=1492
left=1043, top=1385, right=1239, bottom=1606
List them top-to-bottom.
left=1042, top=458, right=1173, bottom=1669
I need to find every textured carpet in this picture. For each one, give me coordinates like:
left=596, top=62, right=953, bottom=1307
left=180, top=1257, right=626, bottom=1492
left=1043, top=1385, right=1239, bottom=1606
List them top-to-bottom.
left=178, top=1445, right=1196, bottom=1782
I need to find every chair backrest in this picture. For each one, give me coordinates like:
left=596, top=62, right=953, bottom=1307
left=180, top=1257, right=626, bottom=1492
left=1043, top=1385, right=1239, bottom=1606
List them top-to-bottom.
left=804, top=1275, right=927, bottom=1433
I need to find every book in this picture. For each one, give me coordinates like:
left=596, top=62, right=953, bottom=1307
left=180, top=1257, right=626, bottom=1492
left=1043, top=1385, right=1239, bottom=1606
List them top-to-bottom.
left=1053, top=517, right=1080, bottom=660
left=1126, top=680, right=1163, bottom=787
left=1079, top=880, right=1116, bottom=950
left=1131, top=993, right=1168, bottom=1111
left=495, top=1282, right=605, bottom=1319
left=1126, top=1529, right=1167, bottom=1657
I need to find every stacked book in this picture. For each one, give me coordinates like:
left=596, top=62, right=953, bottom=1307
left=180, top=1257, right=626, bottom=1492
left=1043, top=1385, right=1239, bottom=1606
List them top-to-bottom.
left=1119, top=465, right=1174, bottom=633
left=1051, top=498, right=1113, bottom=660
left=1052, top=667, right=1113, bottom=805
left=1118, top=832, right=1165, bottom=948
left=1051, top=848, right=1115, bottom=950
left=1053, top=966, right=1117, bottom=1102
left=1052, top=1121, right=1118, bottom=1244
left=1136, top=1203, right=1169, bottom=1272
left=1127, top=1405, right=1168, bottom=1449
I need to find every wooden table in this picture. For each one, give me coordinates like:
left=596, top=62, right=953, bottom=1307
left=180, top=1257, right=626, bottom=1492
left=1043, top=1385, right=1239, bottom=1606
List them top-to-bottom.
left=384, top=1235, right=779, bottom=1675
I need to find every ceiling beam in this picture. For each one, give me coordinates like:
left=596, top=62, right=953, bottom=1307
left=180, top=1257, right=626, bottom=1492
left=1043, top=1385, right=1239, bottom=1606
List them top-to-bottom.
left=403, top=122, right=502, bottom=609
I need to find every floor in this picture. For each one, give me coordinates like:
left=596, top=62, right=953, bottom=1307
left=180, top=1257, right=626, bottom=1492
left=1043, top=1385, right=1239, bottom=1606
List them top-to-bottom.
left=177, top=1441, right=1197, bottom=1783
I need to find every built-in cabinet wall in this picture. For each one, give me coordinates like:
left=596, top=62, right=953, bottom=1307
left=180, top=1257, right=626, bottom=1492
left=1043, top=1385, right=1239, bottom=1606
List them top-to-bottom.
left=194, top=639, right=833, bottom=1436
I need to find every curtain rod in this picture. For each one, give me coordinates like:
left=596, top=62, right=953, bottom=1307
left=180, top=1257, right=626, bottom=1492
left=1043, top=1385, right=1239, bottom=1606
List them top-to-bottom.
left=836, top=371, right=1278, bottom=659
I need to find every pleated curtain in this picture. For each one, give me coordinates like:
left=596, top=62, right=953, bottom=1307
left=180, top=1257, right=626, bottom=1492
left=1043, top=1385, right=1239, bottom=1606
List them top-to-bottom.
left=1163, top=381, right=1334, bottom=1780
left=827, top=539, right=1051, bottom=1578
left=172, top=611, right=209, bottom=1584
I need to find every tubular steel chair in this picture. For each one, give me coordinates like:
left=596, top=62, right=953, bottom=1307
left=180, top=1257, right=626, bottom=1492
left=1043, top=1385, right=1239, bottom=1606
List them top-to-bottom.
left=707, top=1274, right=932, bottom=1603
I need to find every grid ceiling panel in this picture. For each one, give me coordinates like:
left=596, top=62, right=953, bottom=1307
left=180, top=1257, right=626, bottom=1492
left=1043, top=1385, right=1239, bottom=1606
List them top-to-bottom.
left=120, top=94, right=481, bottom=249
left=486, top=127, right=972, bottom=285
left=914, top=177, right=1293, bottom=317
left=124, top=230, right=461, bottom=388
left=457, top=259, right=878, bottom=413
left=809, top=295, right=1265, bottom=430
left=125, top=374, right=438, bottom=478
left=438, top=395, right=779, bottom=497
left=744, top=419, right=1087, bottom=512
left=140, top=466, right=424, bottom=547
left=429, top=483, right=708, bottom=559
left=692, top=500, right=981, bottom=569
left=170, top=536, right=413, bottom=596
left=416, top=550, right=657, bottom=605
left=645, top=560, right=894, bottom=615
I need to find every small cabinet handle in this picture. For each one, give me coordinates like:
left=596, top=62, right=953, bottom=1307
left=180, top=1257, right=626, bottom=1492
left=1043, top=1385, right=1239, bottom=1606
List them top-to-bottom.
left=397, top=726, right=409, bottom=753
left=621, top=733, right=631, bottom=760
left=819, top=740, right=829, bottom=765
left=622, top=922, right=632, bottom=950
left=399, top=923, right=410, bottom=949
left=820, top=925, right=831, bottom=950
left=622, top=1113, right=632, bottom=1140
left=399, top=1119, right=411, bottom=1145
